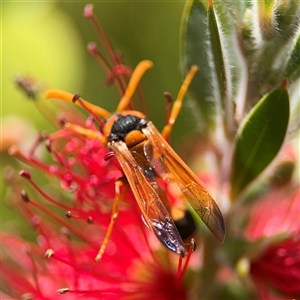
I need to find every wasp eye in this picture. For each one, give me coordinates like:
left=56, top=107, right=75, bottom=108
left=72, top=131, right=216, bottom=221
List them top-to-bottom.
left=139, top=118, right=148, bottom=128
left=107, top=133, right=119, bottom=142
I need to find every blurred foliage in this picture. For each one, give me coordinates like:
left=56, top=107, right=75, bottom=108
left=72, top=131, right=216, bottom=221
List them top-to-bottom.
left=3, top=1, right=190, bottom=137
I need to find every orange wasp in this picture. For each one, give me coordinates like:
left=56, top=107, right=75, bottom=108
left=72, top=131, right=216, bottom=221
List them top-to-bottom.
left=45, top=60, right=225, bottom=261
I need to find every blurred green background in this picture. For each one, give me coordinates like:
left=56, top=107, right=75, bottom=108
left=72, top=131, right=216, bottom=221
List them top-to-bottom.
left=2, top=1, right=195, bottom=229
left=3, top=1, right=189, bottom=133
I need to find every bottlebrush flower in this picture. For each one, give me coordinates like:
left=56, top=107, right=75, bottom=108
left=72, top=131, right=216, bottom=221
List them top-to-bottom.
left=2, top=4, right=196, bottom=299
left=2, top=122, right=193, bottom=300
left=245, top=186, right=300, bottom=299
left=250, top=231, right=300, bottom=300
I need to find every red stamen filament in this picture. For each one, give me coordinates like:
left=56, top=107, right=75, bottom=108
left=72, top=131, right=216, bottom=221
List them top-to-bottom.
left=84, top=4, right=117, bottom=69
left=87, top=42, right=127, bottom=98
left=74, top=96, right=106, bottom=129
left=29, top=133, right=46, bottom=158
left=9, top=146, right=50, bottom=173
left=25, top=175, right=78, bottom=212
left=23, top=196, right=98, bottom=248
left=176, top=238, right=196, bottom=282
left=25, top=249, right=42, bottom=296
left=49, top=250, right=138, bottom=284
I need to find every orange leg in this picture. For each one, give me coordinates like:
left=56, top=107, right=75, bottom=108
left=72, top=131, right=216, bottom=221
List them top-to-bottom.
left=44, top=60, right=153, bottom=116
left=116, top=60, right=153, bottom=113
left=161, top=65, right=198, bottom=141
left=44, top=89, right=111, bottom=119
left=64, top=122, right=107, bottom=145
left=63, top=123, right=126, bottom=262
left=95, top=178, right=124, bottom=262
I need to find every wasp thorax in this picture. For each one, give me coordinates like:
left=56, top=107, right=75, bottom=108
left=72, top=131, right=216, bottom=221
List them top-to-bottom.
left=107, top=114, right=147, bottom=144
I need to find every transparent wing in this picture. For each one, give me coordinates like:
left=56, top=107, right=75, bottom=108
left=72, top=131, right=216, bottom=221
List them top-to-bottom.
left=143, top=122, right=226, bottom=243
left=110, top=140, right=187, bottom=256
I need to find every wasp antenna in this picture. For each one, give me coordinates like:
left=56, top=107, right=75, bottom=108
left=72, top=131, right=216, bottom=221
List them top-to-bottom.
left=116, top=60, right=153, bottom=113
left=45, top=89, right=111, bottom=119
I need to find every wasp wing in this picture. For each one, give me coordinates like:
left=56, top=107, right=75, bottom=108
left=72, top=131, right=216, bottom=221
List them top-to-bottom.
left=143, top=122, right=226, bottom=243
left=110, top=140, right=187, bottom=256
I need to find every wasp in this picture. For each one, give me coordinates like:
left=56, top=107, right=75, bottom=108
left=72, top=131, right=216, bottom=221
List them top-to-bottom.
left=45, top=60, right=225, bottom=261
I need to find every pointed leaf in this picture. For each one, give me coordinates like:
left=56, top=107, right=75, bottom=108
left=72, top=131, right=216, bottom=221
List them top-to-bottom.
left=180, top=0, right=216, bottom=126
left=180, top=0, right=241, bottom=136
left=207, top=0, right=234, bottom=136
left=207, top=0, right=226, bottom=108
left=257, top=0, right=278, bottom=40
left=221, top=1, right=248, bottom=25
left=243, top=1, right=300, bottom=105
left=285, top=31, right=300, bottom=82
left=230, top=85, right=290, bottom=200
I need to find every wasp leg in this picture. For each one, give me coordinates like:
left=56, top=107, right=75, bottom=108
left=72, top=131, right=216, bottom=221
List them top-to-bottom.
left=116, top=60, right=153, bottom=112
left=161, top=65, right=198, bottom=141
left=64, top=122, right=107, bottom=146
left=95, top=178, right=124, bottom=262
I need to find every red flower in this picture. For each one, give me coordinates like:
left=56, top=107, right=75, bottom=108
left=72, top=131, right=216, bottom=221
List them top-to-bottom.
left=2, top=5, right=195, bottom=298
left=2, top=120, right=192, bottom=299
left=246, top=187, right=300, bottom=299
left=250, top=231, right=300, bottom=299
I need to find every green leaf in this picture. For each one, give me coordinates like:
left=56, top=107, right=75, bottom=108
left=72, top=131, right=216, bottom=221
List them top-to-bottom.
left=180, top=0, right=216, bottom=126
left=180, top=0, right=240, bottom=137
left=257, top=0, right=278, bottom=40
left=207, top=1, right=235, bottom=137
left=208, top=1, right=227, bottom=112
left=221, top=1, right=248, bottom=25
left=244, top=1, right=300, bottom=104
left=285, top=31, right=300, bottom=82
left=230, top=84, right=290, bottom=200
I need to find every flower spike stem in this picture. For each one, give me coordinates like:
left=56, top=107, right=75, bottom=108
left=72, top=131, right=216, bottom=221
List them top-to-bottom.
left=84, top=4, right=117, bottom=67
